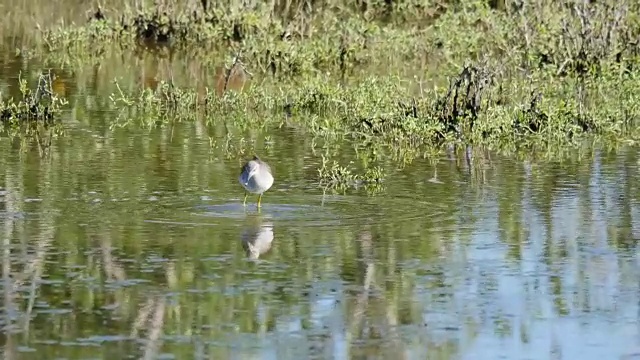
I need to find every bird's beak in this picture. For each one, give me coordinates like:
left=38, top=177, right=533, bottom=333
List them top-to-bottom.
left=246, top=167, right=258, bottom=184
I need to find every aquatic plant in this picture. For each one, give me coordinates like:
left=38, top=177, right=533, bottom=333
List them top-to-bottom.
left=0, top=71, right=67, bottom=155
left=0, top=72, right=67, bottom=122
left=317, top=155, right=385, bottom=193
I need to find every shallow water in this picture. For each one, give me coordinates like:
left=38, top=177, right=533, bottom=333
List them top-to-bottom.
left=1, top=49, right=640, bottom=360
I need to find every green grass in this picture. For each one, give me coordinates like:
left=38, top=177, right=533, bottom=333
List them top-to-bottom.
left=4, top=0, right=640, bottom=184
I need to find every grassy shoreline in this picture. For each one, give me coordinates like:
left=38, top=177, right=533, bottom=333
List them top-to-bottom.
left=2, top=0, right=640, bottom=185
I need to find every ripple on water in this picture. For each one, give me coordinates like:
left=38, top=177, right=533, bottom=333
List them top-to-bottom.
left=159, top=193, right=455, bottom=229
left=192, top=201, right=340, bottom=227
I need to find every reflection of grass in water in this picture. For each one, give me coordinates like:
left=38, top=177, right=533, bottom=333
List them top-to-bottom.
left=1, top=117, right=638, bottom=357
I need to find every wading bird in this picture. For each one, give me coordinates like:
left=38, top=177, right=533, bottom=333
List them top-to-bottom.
left=238, top=155, right=274, bottom=208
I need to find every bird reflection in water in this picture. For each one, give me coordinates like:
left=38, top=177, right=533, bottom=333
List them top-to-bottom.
left=241, top=214, right=274, bottom=260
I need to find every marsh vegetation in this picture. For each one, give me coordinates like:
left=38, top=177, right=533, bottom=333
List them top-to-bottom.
left=4, top=0, right=640, bottom=175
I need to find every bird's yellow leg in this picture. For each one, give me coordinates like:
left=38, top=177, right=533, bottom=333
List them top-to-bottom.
left=243, top=192, right=248, bottom=206
left=257, top=193, right=263, bottom=208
